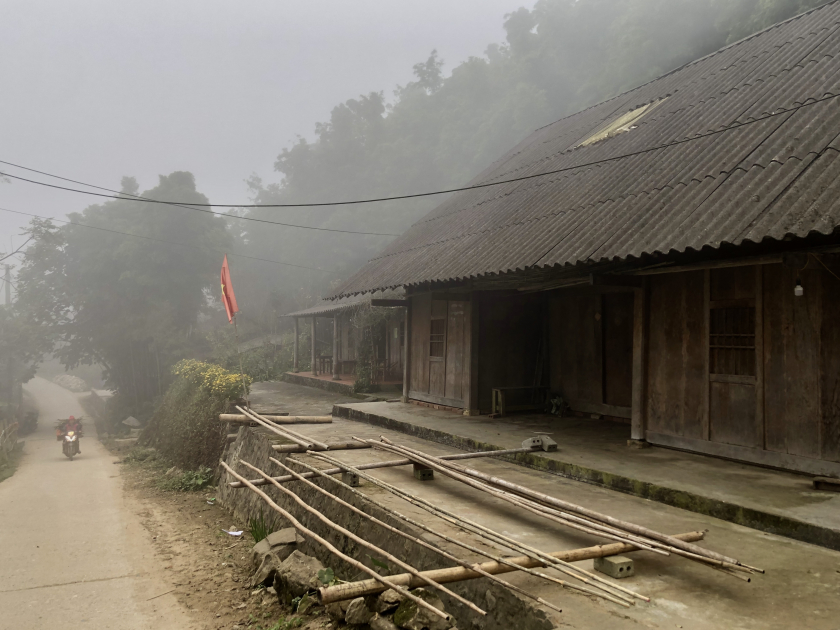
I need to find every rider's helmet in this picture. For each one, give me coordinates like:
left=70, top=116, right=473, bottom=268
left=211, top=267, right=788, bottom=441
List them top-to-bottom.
left=69, top=416, right=75, bottom=421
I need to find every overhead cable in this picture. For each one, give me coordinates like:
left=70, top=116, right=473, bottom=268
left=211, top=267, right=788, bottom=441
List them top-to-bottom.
left=1, top=91, right=838, bottom=209
left=0, top=207, right=334, bottom=273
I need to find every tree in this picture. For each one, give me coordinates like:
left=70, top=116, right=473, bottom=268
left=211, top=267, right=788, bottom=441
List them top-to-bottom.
left=15, top=172, right=230, bottom=419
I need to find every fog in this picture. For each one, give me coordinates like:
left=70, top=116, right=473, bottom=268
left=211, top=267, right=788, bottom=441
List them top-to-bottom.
left=0, top=0, right=528, bottom=244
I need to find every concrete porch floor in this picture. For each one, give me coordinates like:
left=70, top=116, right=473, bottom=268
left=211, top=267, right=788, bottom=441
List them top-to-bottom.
left=236, top=381, right=840, bottom=629
left=333, top=401, right=840, bottom=550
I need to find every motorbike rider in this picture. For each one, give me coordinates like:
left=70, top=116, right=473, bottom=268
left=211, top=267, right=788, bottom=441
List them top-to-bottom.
left=61, top=415, right=83, bottom=454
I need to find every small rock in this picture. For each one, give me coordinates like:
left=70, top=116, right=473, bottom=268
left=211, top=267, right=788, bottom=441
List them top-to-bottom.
left=251, top=528, right=304, bottom=569
left=273, top=550, right=325, bottom=604
left=266, top=586, right=276, bottom=596
left=393, top=588, right=450, bottom=630
left=370, top=589, right=404, bottom=613
left=485, top=589, right=496, bottom=611
left=297, top=593, right=318, bottom=615
left=345, top=597, right=374, bottom=625
left=325, top=599, right=352, bottom=622
left=370, top=613, right=399, bottom=630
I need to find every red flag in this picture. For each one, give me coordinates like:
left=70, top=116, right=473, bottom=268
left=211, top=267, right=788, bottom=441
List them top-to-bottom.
left=221, top=255, right=239, bottom=323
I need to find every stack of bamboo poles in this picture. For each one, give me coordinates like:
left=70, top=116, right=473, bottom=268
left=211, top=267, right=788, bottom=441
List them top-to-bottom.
left=223, top=425, right=762, bottom=615
left=347, top=437, right=763, bottom=581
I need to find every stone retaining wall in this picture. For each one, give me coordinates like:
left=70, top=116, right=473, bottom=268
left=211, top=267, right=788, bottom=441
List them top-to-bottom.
left=218, top=427, right=554, bottom=630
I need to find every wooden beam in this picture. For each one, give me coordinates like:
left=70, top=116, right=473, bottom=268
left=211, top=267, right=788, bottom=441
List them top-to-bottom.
left=590, top=274, right=643, bottom=289
left=630, top=283, right=647, bottom=440
left=370, top=299, right=408, bottom=307
left=402, top=300, right=411, bottom=403
left=333, top=314, right=340, bottom=380
left=293, top=317, right=299, bottom=372
left=311, top=317, right=317, bottom=376
left=567, top=400, right=632, bottom=419
left=220, top=414, right=332, bottom=424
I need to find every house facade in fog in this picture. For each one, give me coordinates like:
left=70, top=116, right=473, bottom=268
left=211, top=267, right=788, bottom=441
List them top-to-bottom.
left=331, top=2, right=840, bottom=477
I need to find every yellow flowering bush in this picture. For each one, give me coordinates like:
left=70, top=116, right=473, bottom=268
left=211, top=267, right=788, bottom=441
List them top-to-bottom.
left=172, top=359, right=250, bottom=400
left=140, top=360, right=250, bottom=470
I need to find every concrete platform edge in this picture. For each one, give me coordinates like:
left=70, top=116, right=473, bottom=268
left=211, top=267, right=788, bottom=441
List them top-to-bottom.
left=282, top=372, right=356, bottom=397
left=333, top=404, right=840, bottom=552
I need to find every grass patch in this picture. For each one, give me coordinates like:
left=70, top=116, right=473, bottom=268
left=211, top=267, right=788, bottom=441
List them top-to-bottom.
left=0, top=445, right=23, bottom=484
left=157, top=465, right=214, bottom=492
left=248, top=510, right=273, bottom=543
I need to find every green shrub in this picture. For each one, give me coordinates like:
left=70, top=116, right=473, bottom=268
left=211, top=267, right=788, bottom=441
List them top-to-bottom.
left=139, top=360, right=249, bottom=470
left=158, top=466, right=214, bottom=492
left=248, top=510, right=273, bottom=543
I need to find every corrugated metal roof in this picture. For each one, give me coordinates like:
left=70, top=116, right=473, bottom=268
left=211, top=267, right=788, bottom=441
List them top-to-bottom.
left=334, top=2, right=840, bottom=297
left=285, top=288, right=404, bottom=317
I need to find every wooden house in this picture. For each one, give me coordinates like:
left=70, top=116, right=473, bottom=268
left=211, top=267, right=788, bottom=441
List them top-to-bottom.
left=330, top=3, right=840, bottom=477
left=285, top=290, right=406, bottom=387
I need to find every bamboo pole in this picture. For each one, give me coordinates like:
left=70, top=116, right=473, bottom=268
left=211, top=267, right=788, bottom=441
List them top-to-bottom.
left=236, top=406, right=330, bottom=451
left=220, top=414, right=333, bottom=424
left=365, top=438, right=664, bottom=555
left=394, top=439, right=760, bottom=573
left=361, top=441, right=648, bottom=604
left=272, top=442, right=371, bottom=453
left=228, top=447, right=535, bottom=488
left=310, top=451, right=636, bottom=607
left=262, top=457, right=486, bottom=615
left=287, top=457, right=565, bottom=614
left=220, top=461, right=451, bottom=622
left=320, top=531, right=705, bottom=603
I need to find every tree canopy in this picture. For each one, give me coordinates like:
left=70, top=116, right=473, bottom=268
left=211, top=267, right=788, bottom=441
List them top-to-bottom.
left=238, top=0, right=829, bottom=317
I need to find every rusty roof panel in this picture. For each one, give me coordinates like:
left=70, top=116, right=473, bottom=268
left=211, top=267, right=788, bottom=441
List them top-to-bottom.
left=333, top=1, right=840, bottom=297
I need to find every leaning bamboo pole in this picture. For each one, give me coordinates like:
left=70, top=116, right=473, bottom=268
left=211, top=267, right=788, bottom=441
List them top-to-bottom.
left=236, top=406, right=330, bottom=451
left=220, top=414, right=332, bottom=424
left=363, top=438, right=664, bottom=555
left=384, top=439, right=762, bottom=574
left=359, top=440, right=649, bottom=604
left=272, top=442, right=371, bottom=453
left=228, top=447, right=535, bottom=488
left=310, top=451, right=637, bottom=607
left=261, top=457, right=486, bottom=615
left=287, top=457, right=566, bottom=614
left=220, top=461, right=451, bottom=622
left=319, top=531, right=705, bottom=603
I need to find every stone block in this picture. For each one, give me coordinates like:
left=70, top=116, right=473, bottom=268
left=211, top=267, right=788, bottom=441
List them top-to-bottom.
left=413, top=463, right=434, bottom=481
left=342, top=471, right=361, bottom=487
left=274, top=550, right=325, bottom=602
left=594, top=555, right=634, bottom=579
left=393, top=588, right=450, bottom=630
left=345, top=597, right=374, bottom=625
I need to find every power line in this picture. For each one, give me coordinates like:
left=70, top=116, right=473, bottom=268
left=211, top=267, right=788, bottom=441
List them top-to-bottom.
left=1, top=91, right=838, bottom=210
left=0, top=162, right=399, bottom=236
left=0, top=207, right=334, bottom=273
left=0, top=236, right=33, bottom=263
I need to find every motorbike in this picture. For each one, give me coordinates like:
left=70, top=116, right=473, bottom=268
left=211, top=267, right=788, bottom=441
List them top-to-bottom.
left=57, top=418, right=83, bottom=460
left=62, top=430, right=80, bottom=460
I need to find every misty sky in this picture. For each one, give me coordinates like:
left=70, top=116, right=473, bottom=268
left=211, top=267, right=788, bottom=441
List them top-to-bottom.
left=0, top=0, right=533, bottom=253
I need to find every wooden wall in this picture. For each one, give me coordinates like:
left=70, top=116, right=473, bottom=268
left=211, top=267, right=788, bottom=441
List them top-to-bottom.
left=644, top=259, right=840, bottom=468
left=408, top=293, right=471, bottom=408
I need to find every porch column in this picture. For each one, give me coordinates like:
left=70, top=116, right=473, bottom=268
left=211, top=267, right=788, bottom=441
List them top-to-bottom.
left=630, top=281, right=648, bottom=441
left=402, top=303, right=410, bottom=402
left=333, top=314, right=340, bottom=380
left=293, top=317, right=299, bottom=373
left=311, top=317, right=317, bottom=376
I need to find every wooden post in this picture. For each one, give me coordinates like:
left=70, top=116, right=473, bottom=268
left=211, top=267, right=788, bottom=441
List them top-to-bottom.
left=755, top=265, right=764, bottom=449
left=703, top=269, right=711, bottom=440
left=630, top=282, right=647, bottom=441
left=402, top=302, right=411, bottom=402
left=333, top=314, right=340, bottom=380
left=293, top=317, right=299, bottom=373
left=311, top=317, right=317, bottom=376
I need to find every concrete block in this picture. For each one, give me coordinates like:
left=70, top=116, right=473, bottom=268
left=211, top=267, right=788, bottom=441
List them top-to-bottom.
left=413, top=463, right=434, bottom=481
left=342, top=471, right=361, bottom=487
left=594, top=555, right=634, bottom=579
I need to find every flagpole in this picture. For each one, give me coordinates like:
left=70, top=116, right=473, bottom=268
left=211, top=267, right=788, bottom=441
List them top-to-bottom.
left=233, top=313, right=249, bottom=405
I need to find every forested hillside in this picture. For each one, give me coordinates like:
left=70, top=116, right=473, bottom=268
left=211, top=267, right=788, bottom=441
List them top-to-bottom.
left=235, top=0, right=829, bottom=324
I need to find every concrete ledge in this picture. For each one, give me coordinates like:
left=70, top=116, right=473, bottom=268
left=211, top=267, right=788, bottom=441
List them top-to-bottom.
left=281, top=372, right=356, bottom=397
left=333, top=404, right=840, bottom=553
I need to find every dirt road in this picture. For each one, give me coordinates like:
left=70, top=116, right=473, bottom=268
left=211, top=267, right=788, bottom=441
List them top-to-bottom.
left=0, top=377, right=194, bottom=630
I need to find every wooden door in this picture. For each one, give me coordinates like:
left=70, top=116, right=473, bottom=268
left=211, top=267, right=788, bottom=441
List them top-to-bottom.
left=707, top=267, right=763, bottom=449
left=603, top=293, right=634, bottom=409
